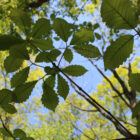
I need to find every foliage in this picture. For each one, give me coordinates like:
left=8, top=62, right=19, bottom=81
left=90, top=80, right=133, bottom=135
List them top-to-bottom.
left=0, top=0, right=139, bottom=139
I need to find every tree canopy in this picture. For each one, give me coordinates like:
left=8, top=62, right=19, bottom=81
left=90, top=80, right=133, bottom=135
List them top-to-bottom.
left=0, top=0, right=139, bottom=139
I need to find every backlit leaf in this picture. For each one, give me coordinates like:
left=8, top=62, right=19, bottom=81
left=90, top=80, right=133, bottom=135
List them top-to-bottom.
left=101, top=0, right=138, bottom=29
left=32, top=18, right=51, bottom=38
left=53, top=18, right=72, bottom=42
left=103, top=35, right=134, bottom=69
left=74, top=45, right=101, bottom=58
left=4, top=55, right=23, bottom=73
left=63, top=65, right=88, bottom=77
left=11, top=67, right=30, bottom=88
left=129, top=73, right=140, bottom=92
left=57, top=74, right=69, bottom=99
left=13, top=81, right=37, bottom=103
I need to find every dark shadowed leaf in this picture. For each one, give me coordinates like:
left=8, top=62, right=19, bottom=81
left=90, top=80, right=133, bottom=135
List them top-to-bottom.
left=32, top=18, right=51, bottom=38
left=0, top=35, right=24, bottom=51
left=31, top=38, right=54, bottom=51
left=10, top=43, right=29, bottom=60
left=64, top=48, right=73, bottom=63
left=4, top=55, right=23, bottom=73
left=63, top=65, right=88, bottom=77
left=11, top=67, right=30, bottom=88
left=129, top=73, right=140, bottom=92
left=57, top=74, right=69, bottom=99
left=13, top=81, right=37, bottom=103
left=42, top=85, right=59, bottom=111
left=0, top=89, right=12, bottom=105
left=132, top=102, right=140, bottom=118
left=1, top=104, right=17, bottom=114
left=13, top=128, right=26, bottom=138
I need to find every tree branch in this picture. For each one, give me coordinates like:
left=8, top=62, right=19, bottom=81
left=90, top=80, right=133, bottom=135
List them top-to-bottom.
left=88, top=59, right=131, bottom=109
left=111, top=70, right=130, bottom=100
left=69, top=102, right=98, bottom=112
left=0, top=116, right=15, bottom=139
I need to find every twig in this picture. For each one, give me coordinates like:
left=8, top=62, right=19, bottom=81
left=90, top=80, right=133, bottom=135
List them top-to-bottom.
left=88, top=59, right=131, bottom=109
left=111, top=70, right=130, bottom=101
left=69, top=102, right=98, bottom=112
left=0, top=116, right=15, bottom=139
left=72, top=123, right=94, bottom=140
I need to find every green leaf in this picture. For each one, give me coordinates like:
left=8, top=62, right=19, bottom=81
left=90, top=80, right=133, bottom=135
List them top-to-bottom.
left=101, top=0, right=138, bottom=29
left=10, top=9, right=31, bottom=34
left=32, top=18, right=51, bottom=38
left=53, top=18, right=72, bottom=42
left=93, top=23, right=100, bottom=29
left=70, top=28, right=94, bottom=45
left=95, top=33, right=101, bottom=40
left=0, top=35, right=24, bottom=51
left=103, top=35, right=134, bottom=69
left=54, top=37, right=60, bottom=41
left=31, top=38, right=54, bottom=51
left=10, top=43, right=29, bottom=60
left=74, top=45, right=101, bottom=58
left=64, top=48, right=73, bottom=63
left=35, top=49, right=61, bottom=63
left=49, top=49, right=61, bottom=61
left=35, top=52, right=48, bottom=62
left=4, top=55, right=23, bottom=73
left=63, top=65, right=88, bottom=77
left=11, top=67, right=30, bottom=88
left=44, top=67, right=58, bottom=75
left=129, top=73, right=140, bottom=92
left=57, top=74, right=69, bottom=99
left=44, top=75, right=56, bottom=88
left=13, top=81, right=37, bottom=103
left=42, top=85, right=59, bottom=111
left=0, top=89, right=12, bottom=105
left=132, top=101, right=140, bottom=118
left=1, top=104, right=17, bottom=114
left=137, top=117, right=140, bottom=136
left=0, top=128, right=12, bottom=137
left=13, top=128, right=26, bottom=138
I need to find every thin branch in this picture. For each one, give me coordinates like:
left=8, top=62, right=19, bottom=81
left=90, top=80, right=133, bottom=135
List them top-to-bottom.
left=28, top=40, right=135, bottom=138
left=88, top=59, right=131, bottom=109
left=111, top=70, right=130, bottom=100
left=69, top=80, right=133, bottom=138
left=69, top=102, right=98, bottom=112
left=0, top=116, right=15, bottom=139
left=116, top=117, right=136, bottom=127
left=72, top=123, right=94, bottom=140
